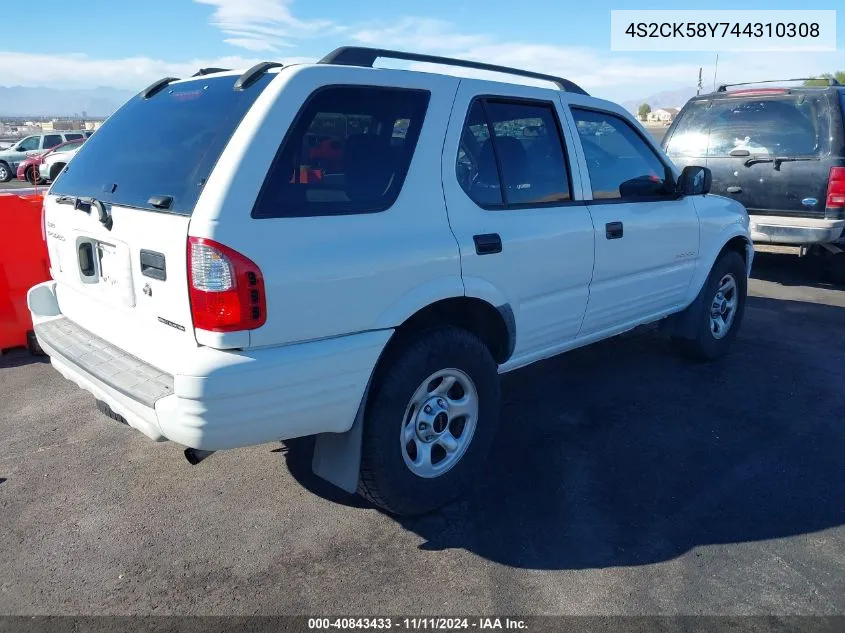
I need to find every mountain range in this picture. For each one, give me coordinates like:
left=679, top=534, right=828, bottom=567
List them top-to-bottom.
left=0, top=86, right=136, bottom=118
left=622, top=86, right=699, bottom=114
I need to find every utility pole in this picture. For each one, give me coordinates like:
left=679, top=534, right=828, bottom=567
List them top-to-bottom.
left=697, top=67, right=703, bottom=95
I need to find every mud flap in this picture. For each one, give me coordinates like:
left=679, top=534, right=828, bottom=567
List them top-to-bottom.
left=660, top=283, right=707, bottom=340
left=311, top=377, right=371, bottom=494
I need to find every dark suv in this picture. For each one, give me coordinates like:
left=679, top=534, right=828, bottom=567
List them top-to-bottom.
left=663, top=80, right=845, bottom=277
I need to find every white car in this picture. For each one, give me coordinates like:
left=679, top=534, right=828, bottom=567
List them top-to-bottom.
left=28, top=48, right=753, bottom=515
left=39, top=144, right=81, bottom=182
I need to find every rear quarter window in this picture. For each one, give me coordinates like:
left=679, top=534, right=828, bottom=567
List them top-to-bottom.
left=252, top=85, right=430, bottom=218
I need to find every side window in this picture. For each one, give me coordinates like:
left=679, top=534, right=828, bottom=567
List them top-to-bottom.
left=253, top=86, right=430, bottom=218
left=456, top=98, right=571, bottom=208
left=457, top=101, right=501, bottom=206
left=664, top=101, right=713, bottom=158
left=571, top=108, right=672, bottom=201
left=65, top=133, right=83, bottom=141
left=43, top=134, right=63, bottom=149
left=17, top=136, right=40, bottom=151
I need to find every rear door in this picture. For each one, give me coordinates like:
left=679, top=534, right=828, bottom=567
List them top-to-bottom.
left=43, top=73, right=274, bottom=371
left=442, top=81, right=595, bottom=360
left=666, top=92, right=834, bottom=220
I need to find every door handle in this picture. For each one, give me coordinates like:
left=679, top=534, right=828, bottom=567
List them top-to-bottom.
left=726, top=186, right=742, bottom=194
left=605, top=221, right=623, bottom=240
left=473, top=233, right=502, bottom=255
left=140, top=249, right=167, bottom=281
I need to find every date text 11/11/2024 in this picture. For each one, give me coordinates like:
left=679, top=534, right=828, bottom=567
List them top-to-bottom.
left=307, top=618, right=529, bottom=630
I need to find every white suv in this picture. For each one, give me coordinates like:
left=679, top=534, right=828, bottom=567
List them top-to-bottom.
left=28, top=47, right=753, bottom=515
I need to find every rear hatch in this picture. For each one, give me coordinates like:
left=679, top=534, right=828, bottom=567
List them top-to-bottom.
left=44, top=72, right=273, bottom=372
left=664, top=89, right=840, bottom=219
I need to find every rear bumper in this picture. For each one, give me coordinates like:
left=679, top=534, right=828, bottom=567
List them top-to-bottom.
left=749, top=215, right=845, bottom=245
left=28, top=281, right=390, bottom=450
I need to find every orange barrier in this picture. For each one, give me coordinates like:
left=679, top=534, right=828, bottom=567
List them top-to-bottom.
left=0, top=192, right=49, bottom=352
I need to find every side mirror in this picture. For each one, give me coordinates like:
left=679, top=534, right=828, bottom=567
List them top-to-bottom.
left=677, top=165, right=712, bottom=196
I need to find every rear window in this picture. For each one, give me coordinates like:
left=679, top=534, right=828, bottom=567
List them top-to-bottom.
left=51, top=74, right=273, bottom=215
left=665, top=94, right=831, bottom=158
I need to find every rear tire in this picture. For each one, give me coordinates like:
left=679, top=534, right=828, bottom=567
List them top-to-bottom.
left=0, top=162, right=11, bottom=183
left=49, top=163, right=66, bottom=182
left=672, top=250, right=747, bottom=361
left=823, top=251, right=845, bottom=286
left=358, top=326, right=500, bottom=516
left=26, top=331, right=44, bottom=356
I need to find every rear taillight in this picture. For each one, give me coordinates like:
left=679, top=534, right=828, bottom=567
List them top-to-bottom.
left=826, top=167, right=845, bottom=208
left=187, top=237, right=266, bottom=332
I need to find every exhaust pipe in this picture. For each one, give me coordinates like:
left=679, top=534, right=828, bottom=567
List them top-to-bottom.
left=184, top=448, right=215, bottom=465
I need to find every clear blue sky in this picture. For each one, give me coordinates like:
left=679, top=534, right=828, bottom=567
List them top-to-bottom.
left=2, top=0, right=843, bottom=102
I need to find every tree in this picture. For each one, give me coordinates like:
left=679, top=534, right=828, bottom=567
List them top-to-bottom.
left=803, top=71, right=845, bottom=86
left=638, top=103, right=651, bottom=121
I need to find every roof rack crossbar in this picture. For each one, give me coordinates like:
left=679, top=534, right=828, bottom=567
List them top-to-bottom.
left=318, top=46, right=588, bottom=95
left=234, top=62, right=282, bottom=91
left=193, top=67, right=231, bottom=77
left=141, top=76, right=179, bottom=99
left=717, top=77, right=841, bottom=92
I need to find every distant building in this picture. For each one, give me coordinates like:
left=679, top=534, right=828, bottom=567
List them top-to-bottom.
left=647, top=107, right=680, bottom=124
left=42, top=120, right=84, bottom=131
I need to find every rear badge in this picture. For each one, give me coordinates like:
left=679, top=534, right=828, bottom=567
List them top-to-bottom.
left=801, top=198, right=818, bottom=208
left=143, top=283, right=152, bottom=297
left=157, top=317, right=186, bottom=332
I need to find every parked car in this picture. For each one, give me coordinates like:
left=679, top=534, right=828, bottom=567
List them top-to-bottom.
left=27, top=48, right=753, bottom=515
left=663, top=79, right=845, bottom=280
left=0, top=131, right=93, bottom=182
left=16, top=138, right=85, bottom=184
left=38, top=142, right=83, bottom=183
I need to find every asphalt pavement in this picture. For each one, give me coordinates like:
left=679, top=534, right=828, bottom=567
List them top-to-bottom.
left=1, top=253, right=843, bottom=616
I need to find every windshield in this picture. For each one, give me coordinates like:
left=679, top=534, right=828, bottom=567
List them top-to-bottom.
left=51, top=73, right=274, bottom=214
left=665, top=94, right=831, bottom=158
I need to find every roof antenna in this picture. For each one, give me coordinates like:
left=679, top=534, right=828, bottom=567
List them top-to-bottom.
left=713, top=54, right=719, bottom=92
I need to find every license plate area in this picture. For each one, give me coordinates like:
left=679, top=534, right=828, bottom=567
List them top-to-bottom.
left=74, top=235, right=136, bottom=307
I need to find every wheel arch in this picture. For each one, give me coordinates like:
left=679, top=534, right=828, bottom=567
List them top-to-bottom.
left=685, top=229, right=753, bottom=307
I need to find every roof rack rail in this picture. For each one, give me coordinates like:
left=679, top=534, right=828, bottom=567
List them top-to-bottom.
left=319, top=46, right=589, bottom=95
left=234, top=62, right=282, bottom=91
left=193, top=67, right=231, bottom=77
left=141, top=76, right=179, bottom=99
left=717, top=77, right=841, bottom=92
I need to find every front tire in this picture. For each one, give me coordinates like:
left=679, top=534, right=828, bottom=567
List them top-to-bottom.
left=25, top=166, right=42, bottom=185
left=672, top=250, right=747, bottom=361
left=358, top=327, right=500, bottom=515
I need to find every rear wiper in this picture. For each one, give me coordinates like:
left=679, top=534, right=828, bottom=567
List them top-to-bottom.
left=744, top=156, right=819, bottom=169
left=54, top=195, right=112, bottom=230
left=55, top=195, right=91, bottom=212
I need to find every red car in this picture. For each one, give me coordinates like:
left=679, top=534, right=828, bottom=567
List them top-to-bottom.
left=16, top=138, right=85, bottom=184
